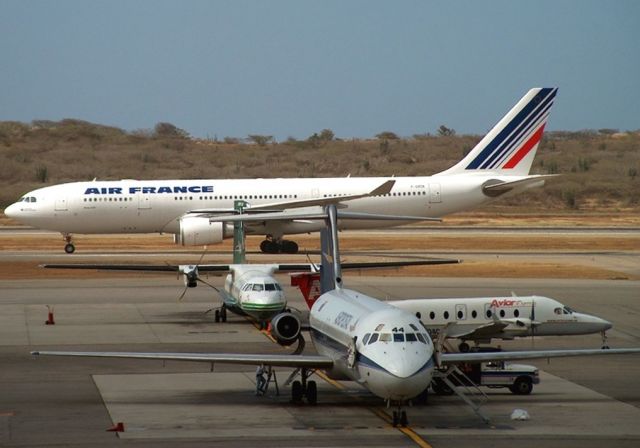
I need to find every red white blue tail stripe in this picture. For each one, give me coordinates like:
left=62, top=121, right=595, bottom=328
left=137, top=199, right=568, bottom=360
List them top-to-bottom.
left=465, top=88, right=557, bottom=171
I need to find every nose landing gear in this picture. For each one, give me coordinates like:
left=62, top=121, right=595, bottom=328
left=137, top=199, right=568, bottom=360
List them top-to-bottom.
left=62, top=234, right=75, bottom=254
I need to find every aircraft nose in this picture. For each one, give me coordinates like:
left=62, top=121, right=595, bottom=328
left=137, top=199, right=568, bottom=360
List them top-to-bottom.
left=4, top=203, right=20, bottom=219
left=577, top=312, right=612, bottom=332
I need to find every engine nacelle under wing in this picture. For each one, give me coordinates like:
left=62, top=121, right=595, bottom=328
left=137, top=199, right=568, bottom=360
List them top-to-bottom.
left=179, top=216, right=232, bottom=246
left=270, top=312, right=302, bottom=346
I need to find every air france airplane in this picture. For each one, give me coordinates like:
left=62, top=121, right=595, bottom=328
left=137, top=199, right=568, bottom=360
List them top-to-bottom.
left=7, top=88, right=558, bottom=254
left=32, top=204, right=640, bottom=427
left=292, top=273, right=612, bottom=351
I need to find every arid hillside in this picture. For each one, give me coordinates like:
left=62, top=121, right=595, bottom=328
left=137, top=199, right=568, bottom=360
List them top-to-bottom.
left=1, top=120, right=638, bottom=213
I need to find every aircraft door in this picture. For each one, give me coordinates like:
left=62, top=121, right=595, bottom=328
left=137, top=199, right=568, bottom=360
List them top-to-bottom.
left=429, top=183, right=442, bottom=203
left=137, top=194, right=152, bottom=210
left=54, top=197, right=68, bottom=211
left=455, top=304, right=467, bottom=321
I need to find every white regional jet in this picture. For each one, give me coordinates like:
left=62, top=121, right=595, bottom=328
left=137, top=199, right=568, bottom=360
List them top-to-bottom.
left=6, top=87, right=558, bottom=254
left=32, top=204, right=640, bottom=427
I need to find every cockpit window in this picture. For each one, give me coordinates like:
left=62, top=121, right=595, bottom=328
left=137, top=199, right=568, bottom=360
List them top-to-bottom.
left=265, top=283, right=276, bottom=291
left=275, top=283, right=282, bottom=291
left=252, top=284, right=264, bottom=291
left=563, top=306, right=574, bottom=314
left=554, top=307, right=562, bottom=315
left=409, top=323, right=419, bottom=331
left=362, top=333, right=371, bottom=345
left=368, top=333, right=378, bottom=345
left=379, top=333, right=392, bottom=342
left=393, top=333, right=404, bottom=342
left=405, top=333, right=417, bottom=342
left=416, top=333, right=426, bottom=343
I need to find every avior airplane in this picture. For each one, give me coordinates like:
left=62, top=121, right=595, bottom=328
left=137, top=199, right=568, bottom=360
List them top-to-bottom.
left=6, top=87, right=558, bottom=254
left=32, top=204, right=640, bottom=427
left=293, top=273, right=613, bottom=351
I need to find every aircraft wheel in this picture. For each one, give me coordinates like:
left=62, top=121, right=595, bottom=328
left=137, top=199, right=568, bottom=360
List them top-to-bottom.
left=260, top=240, right=279, bottom=254
left=281, top=240, right=299, bottom=254
left=64, top=243, right=75, bottom=254
left=221, top=307, right=227, bottom=322
left=214, top=309, right=220, bottom=323
left=458, top=342, right=470, bottom=353
left=509, top=376, right=533, bottom=395
left=291, top=380, right=303, bottom=404
left=306, top=380, right=317, bottom=405
left=392, top=411, right=399, bottom=427
left=400, top=411, right=408, bottom=427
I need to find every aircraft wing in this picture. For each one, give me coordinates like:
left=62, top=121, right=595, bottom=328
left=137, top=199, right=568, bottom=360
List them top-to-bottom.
left=188, top=180, right=398, bottom=215
left=208, top=209, right=439, bottom=224
left=43, top=258, right=460, bottom=275
left=42, top=263, right=234, bottom=274
left=445, top=321, right=509, bottom=339
left=440, top=348, right=640, bottom=364
left=31, top=350, right=334, bottom=368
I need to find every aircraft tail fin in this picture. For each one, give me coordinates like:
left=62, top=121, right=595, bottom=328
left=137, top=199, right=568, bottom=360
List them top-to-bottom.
left=438, top=88, right=558, bottom=176
left=290, top=272, right=322, bottom=309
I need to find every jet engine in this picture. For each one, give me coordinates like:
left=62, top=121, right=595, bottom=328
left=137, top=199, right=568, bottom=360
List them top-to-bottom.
left=178, top=216, right=233, bottom=246
left=270, top=312, right=302, bottom=346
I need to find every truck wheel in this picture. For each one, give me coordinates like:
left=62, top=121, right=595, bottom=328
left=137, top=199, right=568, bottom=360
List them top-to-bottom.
left=510, top=376, right=533, bottom=395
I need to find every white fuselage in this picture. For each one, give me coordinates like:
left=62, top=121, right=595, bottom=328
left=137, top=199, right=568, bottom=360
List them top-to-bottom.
left=4, top=174, right=526, bottom=238
left=222, top=265, right=286, bottom=321
left=310, top=287, right=435, bottom=401
left=390, top=295, right=612, bottom=342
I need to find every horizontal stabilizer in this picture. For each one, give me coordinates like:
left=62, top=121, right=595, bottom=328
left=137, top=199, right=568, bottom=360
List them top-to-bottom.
left=482, top=175, right=557, bottom=197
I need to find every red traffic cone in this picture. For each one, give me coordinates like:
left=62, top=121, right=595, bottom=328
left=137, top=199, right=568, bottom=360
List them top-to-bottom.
left=106, top=422, right=125, bottom=432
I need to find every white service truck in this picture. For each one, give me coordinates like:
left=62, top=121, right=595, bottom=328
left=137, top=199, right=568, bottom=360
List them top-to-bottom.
left=432, top=361, right=540, bottom=395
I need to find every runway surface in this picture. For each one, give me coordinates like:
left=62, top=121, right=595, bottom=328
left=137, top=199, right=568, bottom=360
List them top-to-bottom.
left=1, top=274, right=639, bottom=448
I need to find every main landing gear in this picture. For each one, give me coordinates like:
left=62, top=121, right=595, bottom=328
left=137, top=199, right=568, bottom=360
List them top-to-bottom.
left=62, top=234, right=75, bottom=254
left=260, top=237, right=299, bottom=254
left=214, top=305, right=227, bottom=323
left=601, top=330, right=610, bottom=349
left=286, top=368, right=317, bottom=405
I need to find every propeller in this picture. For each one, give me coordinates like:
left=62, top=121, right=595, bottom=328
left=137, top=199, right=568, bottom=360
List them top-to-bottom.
left=176, top=246, right=219, bottom=301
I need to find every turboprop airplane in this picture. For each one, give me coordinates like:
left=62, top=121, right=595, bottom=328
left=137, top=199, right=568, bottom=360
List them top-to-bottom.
left=6, top=87, right=558, bottom=254
left=31, top=204, right=640, bottom=427
left=292, top=273, right=613, bottom=351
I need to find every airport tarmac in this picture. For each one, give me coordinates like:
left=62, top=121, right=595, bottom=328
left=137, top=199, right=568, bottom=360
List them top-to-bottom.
left=1, top=274, right=639, bottom=448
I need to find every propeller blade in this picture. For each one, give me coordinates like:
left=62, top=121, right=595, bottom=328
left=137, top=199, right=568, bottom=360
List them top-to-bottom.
left=177, top=285, right=189, bottom=302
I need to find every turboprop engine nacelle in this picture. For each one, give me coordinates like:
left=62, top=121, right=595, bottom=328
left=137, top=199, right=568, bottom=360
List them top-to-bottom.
left=178, top=216, right=233, bottom=246
left=270, top=312, right=302, bottom=346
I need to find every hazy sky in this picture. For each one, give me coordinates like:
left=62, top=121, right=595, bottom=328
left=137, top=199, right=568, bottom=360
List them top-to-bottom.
left=1, top=1, right=638, bottom=140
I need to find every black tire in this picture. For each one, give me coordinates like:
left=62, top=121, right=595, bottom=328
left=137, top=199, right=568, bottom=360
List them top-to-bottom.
left=260, top=240, right=279, bottom=254
left=281, top=240, right=299, bottom=254
left=64, top=243, right=75, bottom=254
left=221, top=307, right=227, bottom=322
left=214, top=309, right=220, bottom=323
left=459, top=342, right=470, bottom=353
left=509, top=376, right=533, bottom=395
left=291, top=380, right=303, bottom=404
left=306, top=380, right=317, bottom=405
left=392, top=411, right=399, bottom=427
left=400, top=411, right=408, bottom=427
